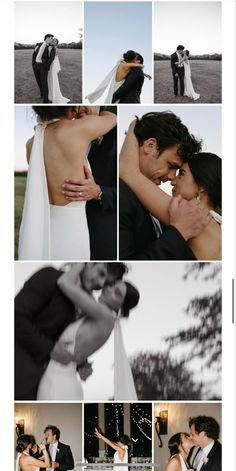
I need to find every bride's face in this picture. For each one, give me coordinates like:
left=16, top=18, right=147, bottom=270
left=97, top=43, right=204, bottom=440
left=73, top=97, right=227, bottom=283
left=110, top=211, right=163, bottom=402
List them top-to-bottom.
left=171, top=162, right=199, bottom=200
left=100, top=281, right=127, bottom=311
left=180, top=433, right=194, bottom=453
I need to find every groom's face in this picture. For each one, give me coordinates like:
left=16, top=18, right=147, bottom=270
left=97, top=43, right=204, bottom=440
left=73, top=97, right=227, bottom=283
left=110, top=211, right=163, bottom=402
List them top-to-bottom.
left=139, top=141, right=182, bottom=185
left=82, top=263, right=108, bottom=292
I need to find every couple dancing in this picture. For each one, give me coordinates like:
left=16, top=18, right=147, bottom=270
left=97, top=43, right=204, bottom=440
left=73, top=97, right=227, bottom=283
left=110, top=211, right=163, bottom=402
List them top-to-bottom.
left=32, top=33, right=69, bottom=103
left=171, top=45, right=200, bottom=100
left=86, top=50, right=152, bottom=104
left=18, top=106, right=117, bottom=260
left=119, top=111, right=221, bottom=260
left=15, top=263, right=139, bottom=401
left=164, top=416, right=221, bottom=471
left=16, top=425, right=74, bottom=471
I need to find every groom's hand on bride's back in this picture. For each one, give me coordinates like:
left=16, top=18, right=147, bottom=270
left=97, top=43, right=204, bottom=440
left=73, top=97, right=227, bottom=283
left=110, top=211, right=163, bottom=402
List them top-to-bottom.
left=169, top=195, right=211, bottom=241
left=50, top=341, right=74, bottom=365
left=77, top=360, right=93, bottom=381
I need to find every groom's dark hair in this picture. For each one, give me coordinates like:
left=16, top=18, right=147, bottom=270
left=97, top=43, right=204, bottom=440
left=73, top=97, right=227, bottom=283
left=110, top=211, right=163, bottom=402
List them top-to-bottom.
left=44, top=34, right=54, bottom=40
left=177, top=45, right=185, bottom=50
left=135, top=52, right=144, bottom=64
left=133, top=111, right=202, bottom=161
left=121, top=282, right=140, bottom=318
left=189, top=416, right=220, bottom=440
left=44, top=425, right=61, bottom=440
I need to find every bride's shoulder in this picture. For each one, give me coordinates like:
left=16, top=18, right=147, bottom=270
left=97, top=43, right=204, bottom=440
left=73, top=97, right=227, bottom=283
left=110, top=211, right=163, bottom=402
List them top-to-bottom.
left=164, top=454, right=181, bottom=471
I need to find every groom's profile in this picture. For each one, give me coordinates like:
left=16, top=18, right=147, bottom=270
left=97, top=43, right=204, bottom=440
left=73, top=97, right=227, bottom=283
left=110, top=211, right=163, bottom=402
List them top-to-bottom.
left=32, top=33, right=55, bottom=103
left=171, top=45, right=185, bottom=97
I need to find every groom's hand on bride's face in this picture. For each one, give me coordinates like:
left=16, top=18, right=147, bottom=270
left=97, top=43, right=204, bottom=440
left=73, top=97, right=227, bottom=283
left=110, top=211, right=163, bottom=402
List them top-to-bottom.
left=62, top=165, right=101, bottom=201
left=50, top=342, right=74, bottom=365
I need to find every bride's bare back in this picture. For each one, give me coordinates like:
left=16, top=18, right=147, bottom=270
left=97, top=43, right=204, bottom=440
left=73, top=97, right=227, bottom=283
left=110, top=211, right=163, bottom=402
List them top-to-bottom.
left=115, top=61, right=143, bottom=82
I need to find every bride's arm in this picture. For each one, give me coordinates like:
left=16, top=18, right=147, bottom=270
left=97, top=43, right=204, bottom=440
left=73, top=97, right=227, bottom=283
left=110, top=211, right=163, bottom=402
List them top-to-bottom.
left=122, top=61, right=144, bottom=69
left=79, top=112, right=117, bottom=141
left=119, top=121, right=171, bottom=224
left=95, top=429, right=123, bottom=452
left=25, top=448, right=50, bottom=468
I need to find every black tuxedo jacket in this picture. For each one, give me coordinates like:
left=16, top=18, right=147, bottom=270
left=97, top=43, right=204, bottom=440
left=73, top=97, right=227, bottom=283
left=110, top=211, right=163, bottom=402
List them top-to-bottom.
left=32, top=43, right=55, bottom=70
left=171, top=52, right=181, bottom=75
left=112, top=67, right=144, bottom=103
left=86, top=126, right=117, bottom=259
left=119, top=179, right=196, bottom=260
left=15, top=267, right=76, bottom=399
left=40, top=442, right=74, bottom=471
left=193, top=442, right=222, bottom=471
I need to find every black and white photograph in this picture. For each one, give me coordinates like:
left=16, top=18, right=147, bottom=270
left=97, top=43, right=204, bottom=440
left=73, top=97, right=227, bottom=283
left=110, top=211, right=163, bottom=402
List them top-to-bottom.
left=14, top=2, right=83, bottom=103
left=153, top=2, right=221, bottom=103
left=14, top=105, right=117, bottom=261
left=119, top=105, right=222, bottom=261
left=15, top=262, right=221, bottom=401
left=154, top=402, right=221, bottom=471
left=15, top=403, right=82, bottom=471
left=84, top=403, right=152, bottom=467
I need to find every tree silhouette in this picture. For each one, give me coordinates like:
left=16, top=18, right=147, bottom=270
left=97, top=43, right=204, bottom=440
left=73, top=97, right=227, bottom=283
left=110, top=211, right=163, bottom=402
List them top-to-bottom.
left=165, top=263, right=221, bottom=373
left=130, top=351, right=202, bottom=400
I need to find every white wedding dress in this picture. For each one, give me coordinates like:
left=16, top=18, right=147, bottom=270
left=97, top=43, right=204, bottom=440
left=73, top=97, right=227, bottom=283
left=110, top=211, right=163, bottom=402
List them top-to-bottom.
left=48, top=53, right=70, bottom=103
left=183, top=60, right=200, bottom=100
left=85, top=61, right=124, bottom=103
left=18, top=121, right=90, bottom=260
left=114, top=317, right=137, bottom=400
left=37, top=319, right=84, bottom=400
left=114, top=446, right=128, bottom=471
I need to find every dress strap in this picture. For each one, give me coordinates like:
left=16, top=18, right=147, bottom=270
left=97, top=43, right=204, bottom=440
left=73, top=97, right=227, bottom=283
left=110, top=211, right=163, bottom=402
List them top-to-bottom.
left=36, top=118, right=61, bottom=129
left=209, top=210, right=222, bottom=224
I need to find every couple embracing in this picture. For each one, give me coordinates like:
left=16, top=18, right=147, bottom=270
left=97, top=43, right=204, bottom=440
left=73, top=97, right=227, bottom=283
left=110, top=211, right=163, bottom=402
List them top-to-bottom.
left=32, top=33, right=69, bottom=103
left=15, top=263, right=139, bottom=401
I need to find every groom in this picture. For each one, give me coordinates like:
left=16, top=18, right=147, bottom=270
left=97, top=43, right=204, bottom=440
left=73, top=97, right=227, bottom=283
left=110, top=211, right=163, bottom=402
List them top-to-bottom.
left=32, top=33, right=55, bottom=103
left=170, top=45, right=185, bottom=97
left=112, top=52, right=145, bottom=103
left=189, top=416, right=222, bottom=471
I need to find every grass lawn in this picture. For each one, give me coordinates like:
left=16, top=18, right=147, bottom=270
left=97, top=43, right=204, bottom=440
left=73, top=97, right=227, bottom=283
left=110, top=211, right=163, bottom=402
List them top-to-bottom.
left=154, top=60, right=221, bottom=103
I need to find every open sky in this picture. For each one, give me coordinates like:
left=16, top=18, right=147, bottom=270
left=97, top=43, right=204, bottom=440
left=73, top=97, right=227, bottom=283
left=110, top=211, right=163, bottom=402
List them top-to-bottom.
left=154, top=1, right=221, bottom=54
left=15, top=2, right=83, bottom=43
left=84, top=2, right=153, bottom=103
left=119, top=105, right=221, bottom=195
left=15, top=262, right=221, bottom=400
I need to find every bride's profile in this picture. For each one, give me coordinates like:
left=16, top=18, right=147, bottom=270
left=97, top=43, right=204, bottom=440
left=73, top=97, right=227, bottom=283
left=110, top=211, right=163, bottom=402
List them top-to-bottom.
left=48, top=38, right=70, bottom=103
left=86, top=50, right=151, bottom=104
left=176, top=50, right=200, bottom=100
left=18, top=106, right=116, bottom=260
left=120, top=116, right=222, bottom=260
left=37, top=263, right=139, bottom=400
left=16, top=434, right=50, bottom=471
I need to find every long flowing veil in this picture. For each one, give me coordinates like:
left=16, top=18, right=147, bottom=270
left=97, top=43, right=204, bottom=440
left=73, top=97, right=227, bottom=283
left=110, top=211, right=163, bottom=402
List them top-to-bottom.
left=85, top=61, right=120, bottom=104
left=18, top=123, right=51, bottom=260
left=114, top=317, right=138, bottom=400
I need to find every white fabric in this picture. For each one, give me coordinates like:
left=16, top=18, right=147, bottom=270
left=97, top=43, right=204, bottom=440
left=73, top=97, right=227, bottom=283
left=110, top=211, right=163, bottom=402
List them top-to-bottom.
left=36, top=41, right=47, bottom=63
left=176, top=51, right=184, bottom=67
left=48, top=54, right=70, bottom=103
left=86, top=61, right=124, bottom=104
left=183, top=61, right=200, bottom=100
left=18, top=122, right=90, bottom=261
left=209, top=210, right=222, bottom=224
left=114, top=317, right=137, bottom=400
left=37, top=320, right=84, bottom=400
left=47, top=442, right=58, bottom=471
left=114, top=446, right=128, bottom=471
left=16, top=452, right=39, bottom=471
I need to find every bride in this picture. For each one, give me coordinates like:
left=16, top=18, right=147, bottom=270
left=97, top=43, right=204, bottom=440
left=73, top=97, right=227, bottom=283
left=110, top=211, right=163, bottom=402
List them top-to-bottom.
left=48, top=38, right=70, bottom=103
left=86, top=50, right=151, bottom=104
left=176, top=50, right=200, bottom=100
left=18, top=106, right=116, bottom=260
left=119, top=118, right=222, bottom=260
left=37, top=263, right=139, bottom=400
left=95, top=429, right=130, bottom=471
left=164, top=433, right=194, bottom=471
left=16, top=434, right=50, bottom=471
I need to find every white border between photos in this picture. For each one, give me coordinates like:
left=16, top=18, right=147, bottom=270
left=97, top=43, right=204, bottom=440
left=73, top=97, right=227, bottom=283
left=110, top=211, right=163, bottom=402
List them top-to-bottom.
left=0, top=0, right=235, bottom=470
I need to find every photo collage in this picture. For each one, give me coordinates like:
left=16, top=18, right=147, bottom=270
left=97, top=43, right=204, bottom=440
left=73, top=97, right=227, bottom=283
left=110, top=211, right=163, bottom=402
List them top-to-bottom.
left=14, top=2, right=223, bottom=471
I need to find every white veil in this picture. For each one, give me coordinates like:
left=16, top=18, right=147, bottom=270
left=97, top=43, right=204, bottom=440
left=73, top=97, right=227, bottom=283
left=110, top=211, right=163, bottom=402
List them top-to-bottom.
left=85, top=61, right=121, bottom=104
left=114, top=317, right=137, bottom=400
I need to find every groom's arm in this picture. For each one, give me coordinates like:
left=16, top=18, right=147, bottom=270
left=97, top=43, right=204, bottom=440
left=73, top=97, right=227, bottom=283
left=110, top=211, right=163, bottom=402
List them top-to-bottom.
left=46, top=46, right=56, bottom=69
left=170, top=54, right=178, bottom=75
left=112, top=68, right=142, bottom=103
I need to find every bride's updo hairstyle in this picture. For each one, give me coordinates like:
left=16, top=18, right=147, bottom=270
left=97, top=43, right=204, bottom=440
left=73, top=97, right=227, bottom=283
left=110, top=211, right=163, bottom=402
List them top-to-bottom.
left=123, top=50, right=137, bottom=62
left=185, top=50, right=190, bottom=56
left=33, top=106, right=76, bottom=122
left=188, top=152, right=222, bottom=212
left=120, top=282, right=140, bottom=318
left=168, top=433, right=182, bottom=456
left=16, top=434, right=35, bottom=453
left=118, top=434, right=131, bottom=446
